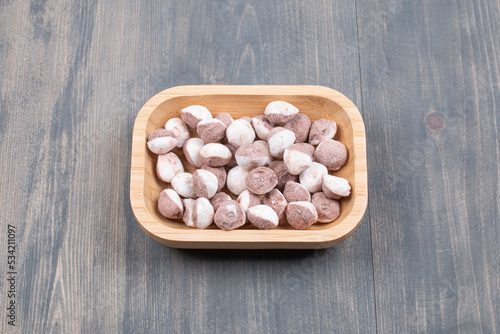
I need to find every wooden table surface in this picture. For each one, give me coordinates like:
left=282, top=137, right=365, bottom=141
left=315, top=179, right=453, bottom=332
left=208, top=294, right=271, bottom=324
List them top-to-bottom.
left=1, top=0, right=498, bottom=333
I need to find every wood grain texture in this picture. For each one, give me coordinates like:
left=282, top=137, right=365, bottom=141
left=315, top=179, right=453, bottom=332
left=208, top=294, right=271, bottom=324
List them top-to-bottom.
left=0, top=0, right=375, bottom=333
left=357, top=0, right=500, bottom=332
left=131, top=85, right=367, bottom=249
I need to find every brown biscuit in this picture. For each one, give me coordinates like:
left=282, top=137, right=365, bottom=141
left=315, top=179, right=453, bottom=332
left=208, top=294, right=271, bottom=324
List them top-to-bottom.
left=284, top=114, right=311, bottom=143
left=313, top=139, right=348, bottom=171
left=268, top=160, right=298, bottom=191
left=201, top=165, right=226, bottom=192
left=245, top=167, right=278, bottom=195
left=283, top=181, right=311, bottom=202
left=262, top=189, right=288, bottom=219
left=311, top=192, right=340, bottom=223
left=214, top=200, right=246, bottom=230
left=286, top=201, right=318, bottom=230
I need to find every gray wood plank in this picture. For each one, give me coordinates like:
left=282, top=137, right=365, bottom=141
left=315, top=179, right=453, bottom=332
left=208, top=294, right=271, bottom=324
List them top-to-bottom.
left=0, top=0, right=375, bottom=333
left=356, top=0, right=500, bottom=332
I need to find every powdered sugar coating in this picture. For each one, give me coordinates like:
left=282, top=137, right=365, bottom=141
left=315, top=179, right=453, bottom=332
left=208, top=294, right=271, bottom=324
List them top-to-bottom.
left=264, top=101, right=299, bottom=125
left=181, top=105, right=212, bottom=129
left=252, top=115, right=274, bottom=141
left=165, top=118, right=190, bottom=148
left=197, top=119, right=227, bottom=143
left=226, top=119, right=256, bottom=148
left=267, top=127, right=296, bottom=158
left=147, top=129, right=178, bottom=154
left=183, top=138, right=205, bottom=168
left=199, top=143, right=232, bottom=167
left=283, top=143, right=315, bottom=175
left=157, top=152, right=184, bottom=182
left=299, top=162, right=328, bottom=193
left=201, top=165, right=226, bottom=192
left=227, top=166, right=249, bottom=195
left=192, top=169, right=218, bottom=199
left=171, top=172, right=196, bottom=198
left=322, top=175, right=351, bottom=199
left=158, top=189, right=183, bottom=219
left=237, top=190, right=261, bottom=213
left=192, top=197, right=214, bottom=229
left=286, top=201, right=318, bottom=230
left=247, top=205, right=279, bottom=230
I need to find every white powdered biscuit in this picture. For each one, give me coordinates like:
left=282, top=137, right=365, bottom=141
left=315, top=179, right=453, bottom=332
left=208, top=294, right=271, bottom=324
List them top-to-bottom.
left=264, top=101, right=299, bottom=125
left=181, top=105, right=212, bottom=129
left=252, top=115, right=274, bottom=141
left=165, top=118, right=190, bottom=148
left=197, top=119, right=227, bottom=143
left=226, top=119, right=255, bottom=148
left=267, top=127, right=296, bottom=158
left=147, top=129, right=178, bottom=154
left=183, top=138, right=205, bottom=168
left=235, top=142, right=269, bottom=170
left=199, top=143, right=232, bottom=167
left=283, top=143, right=314, bottom=175
left=157, top=152, right=184, bottom=182
left=299, top=162, right=328, bottom=193
left=226, top=166, right=249, bottom=195
left=192, top=169, right=218, bottom=199
left=171, top=173, right=196, bottom=198
left=322, top=175, right=351, bottom=199
left=158, top=189, right=183, bottom=219
left=237, top=190, right=261, bottom=213
left=191, top=197, right=214, bottom=229
left=182, top=198, right=196, bottom=227
left=286, top=201, right=318, bottom=230
left=247, top=205, right=279, bottom=230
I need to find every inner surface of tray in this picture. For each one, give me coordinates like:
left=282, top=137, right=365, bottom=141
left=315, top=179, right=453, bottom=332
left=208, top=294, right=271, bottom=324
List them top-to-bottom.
left=143, top=94, right=356, bottom=231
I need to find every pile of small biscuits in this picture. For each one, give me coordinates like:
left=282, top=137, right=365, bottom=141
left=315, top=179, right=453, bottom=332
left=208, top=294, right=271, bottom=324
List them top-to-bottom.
left=147, top=101, right=351, bottom=230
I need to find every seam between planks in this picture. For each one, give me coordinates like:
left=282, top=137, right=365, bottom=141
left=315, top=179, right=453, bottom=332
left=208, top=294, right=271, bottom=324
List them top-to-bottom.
left=353, top=0, right=378, bottom=333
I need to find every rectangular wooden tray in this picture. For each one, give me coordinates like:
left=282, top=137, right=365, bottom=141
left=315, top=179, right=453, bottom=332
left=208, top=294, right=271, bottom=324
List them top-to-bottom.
left=130, top=85, right=367, bottom=249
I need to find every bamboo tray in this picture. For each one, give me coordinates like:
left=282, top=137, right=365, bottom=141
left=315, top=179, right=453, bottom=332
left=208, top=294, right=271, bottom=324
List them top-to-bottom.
left=130, top=85, right=367, bottom=249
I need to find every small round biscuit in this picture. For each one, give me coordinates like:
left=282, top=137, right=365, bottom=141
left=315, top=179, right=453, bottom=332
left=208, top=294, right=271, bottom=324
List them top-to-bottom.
left=264, top=101, right=299, bottom=125
left=181, top=105, right=212, bottom=129
left=215, top=113, right=234, bottom=127
left=284, top=113, right=311, bottom=143
left=252, top=115, right=274, bottom=141
left=165, top=118, right=190, bottom=148
left=197, top=119, right=227, bottom=143
left=226, top=119, right=255, bottom=148
left=309, top=119, right=337, bottom=145
left=267, top=127, right=296, bottom=158
left=147, top=129, right=178, bottom=155
left=183, top=138, right=205, bottom=168
left=314, top=139, right=348, bottom=171
left=235, top=142, right=269, bottom=170
left=199, top=143, right=232, bottom=167
left=283, top=143, right=315, bottom=175
left=157, top=152, right=184, bottom=182
left=268, top=160, right=298, bottom=191
left=299, top=162, right=328, bottom=193
left=201, top=165, right=226, bottom=192
left=226, top=166, right=249, bottom=195
left=245, top=167, right=278, bottom=195
left=192, top=169, right=218, bottom=199
left=171, top=172, right=196, bottom=198
left=322, top=175, right=351, bottom=199
left=283, top=181, right=311, bottom=202
left=158, top=189, right=183, bottom=219
left=237, top=189, right=261, bottom=214
left=262, top=189, right=288, bottom=219
left=210, top=192, right=232, bottom=212
left=311, top=192, right=340, bottom=223
left=191, top=197, right=215, bottom=229
left=182, top=198, right=196, bottom=227
left=214, top=200, right=246, bottom=230
left=286, top=201, right=318, bottom=230
left=247, top=205, right=279, bottom=230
